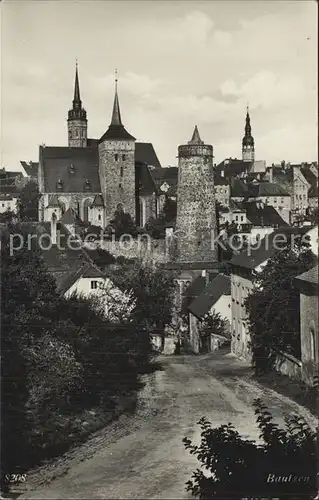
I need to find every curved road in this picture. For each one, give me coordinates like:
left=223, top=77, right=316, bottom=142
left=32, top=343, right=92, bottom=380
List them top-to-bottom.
left=21, top=350, right=316, bottom=499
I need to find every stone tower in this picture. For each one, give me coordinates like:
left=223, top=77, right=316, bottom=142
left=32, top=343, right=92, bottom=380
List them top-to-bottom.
left=67, top=62, right=87, bottom=147
left=98, top=75, right=136, bottom=222
left=242, top=107, right=255, bottom=162
left=175, top=126, right=217, bottom=263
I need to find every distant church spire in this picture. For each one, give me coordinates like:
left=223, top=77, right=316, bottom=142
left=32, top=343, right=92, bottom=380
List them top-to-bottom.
left=73, top=59, right=81, bottom=106
left=67, top=61, right=87, bottom=147
left=110, top=69, right=122, bottom=126
left=242, top=106, right=255, bottom=162
left=188, top=125, right=204, bottom=145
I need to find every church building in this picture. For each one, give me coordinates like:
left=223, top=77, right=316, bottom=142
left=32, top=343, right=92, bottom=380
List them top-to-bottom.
left=38, top=64, right=163, bottom=228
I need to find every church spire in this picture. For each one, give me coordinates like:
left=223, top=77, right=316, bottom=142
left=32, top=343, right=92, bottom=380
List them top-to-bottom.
left=67, top=60, right=87, bottom=147
left=73, top=60, right=81, bottom=106
left=110, top=69, right=122, bottom=126
left=242, top=105, right=255, bottom=162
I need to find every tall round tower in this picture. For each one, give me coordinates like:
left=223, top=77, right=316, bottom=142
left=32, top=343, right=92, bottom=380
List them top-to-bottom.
left=175, top=126, right=217, bottom=263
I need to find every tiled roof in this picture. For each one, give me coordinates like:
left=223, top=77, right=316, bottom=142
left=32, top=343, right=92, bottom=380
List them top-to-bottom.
left=99, top=124, right=135, bottom=142
left=135, top=143, right=162, bottom=170
left=41, top=146, right=101, bottom=193
left=216, top=159, right=253, bottom=180
left=20, top=161, right=39, bottom=177
left=136, top=162, right=157, bottom=195
left=272, top=166, right=293, bottom=183
left=152, top=167, right=178, bottom=185
left=230, top=178, right=249, bottom=197
left=257, top=182, right=290, bottom=196
left=309, top=185, right=318, bottom=198
left=242, top=201, right=289, bottom=227
left=230, top=226, right=315, bottom=271
left=159, top=261, right=221, bottom=271
left=295, top=265, right=318, bottom=286
left=188, top=274, right=231, bottom=319
left=182, top=276, right=206, bottom=298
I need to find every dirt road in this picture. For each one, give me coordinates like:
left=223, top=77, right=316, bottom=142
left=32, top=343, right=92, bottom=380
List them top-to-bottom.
left=20, top=350, right=316, bottom=499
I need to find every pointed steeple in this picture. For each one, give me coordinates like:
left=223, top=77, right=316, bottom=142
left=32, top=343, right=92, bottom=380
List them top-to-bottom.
left=67, top=60, right=87, bottom=147
left=73, top=60, right=81, bottom=106
left=99, top=69, right=135, bottom=142
left=110, top=70, right=122, bottom=126
left=242, top=105, right=255, bottom=161
left=188, top=125, right=204, bottom=145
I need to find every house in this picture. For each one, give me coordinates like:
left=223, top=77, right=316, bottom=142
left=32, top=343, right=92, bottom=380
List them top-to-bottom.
left=20, top=161, right=39, bottom=183
left=269, top=163, right=310, bottom=218
left=0, top=193, right=18, bottom=214
left=229, top=226, right=317, bottom=361
left=294, top=265, right=318, bottom=386
left=187, top=273, right=231, bottom=353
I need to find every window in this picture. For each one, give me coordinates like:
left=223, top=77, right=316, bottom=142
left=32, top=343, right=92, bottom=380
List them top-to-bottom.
left=76, top=129, right=79, bottom=138
left=82, top=129, right=85, bottom=138
left=115, top=154, right=119, bottom=161
left=122, top=154, right=126, bottom=161
left=120, top=166, right=123, bottom=177
left=119, top=183, right=122, bottom=188
left=281, top=198, right=284, bottom=204
left=2, top=204, right=4, bottom=207
left=98, top=214, right=101, bottom=221
left=235, top=215, right=239, bottom=221
left=240, top=215, right=244, bottom=222
left=91, top=281, right=98, bottom=289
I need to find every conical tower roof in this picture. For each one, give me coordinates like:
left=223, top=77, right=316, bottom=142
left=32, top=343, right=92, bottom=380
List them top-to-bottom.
left=99, top=71, right=135, bottom=142
left=188, top=125, right=204, bottom=145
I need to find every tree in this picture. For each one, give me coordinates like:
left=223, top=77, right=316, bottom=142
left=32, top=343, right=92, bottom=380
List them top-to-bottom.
left=16, top=180, right=39, bottom=221
left=145, top=197, right=177, bottom=239
left=108, top=207, right=138, bottom=238
left=0, top=209, right=16, bottom=224
left=245, top=236, right=316, bottom=374
left=109, top=258, right=177, bottom=331
left=198, top=311, right=230, bottom=340
left=183, top=398, right=317, bottom=499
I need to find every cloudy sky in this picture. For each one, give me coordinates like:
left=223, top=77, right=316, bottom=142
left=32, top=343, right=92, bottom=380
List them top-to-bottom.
left=1, top=0, right=317, bottom=171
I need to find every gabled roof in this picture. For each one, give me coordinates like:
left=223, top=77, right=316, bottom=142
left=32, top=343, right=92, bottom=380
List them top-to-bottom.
left=99, top=124, right=136, bottom=142
left=135, top=143, right=162, bottom=170
left=40, top=146, right=101, bottom=193
left=216, top=158, right=253, bottom=180
left=20, top=161, right=39, bottom=177
left=136, top=162, right=157, bottom=195
left=272, top=165, right=293, bottom=183
left=300, top=166, right=317, bottom=188
left=230, top=178, right=249, bottom=197
left=257, top=182, right=290, bottom=197
left=309, top=185, right=318, bottom=198
left=91, top=194, right=105, bottom=207
left=242, top=201, right=289, bottom=227
left=59, top=208, right=85, bottom=226
left=295, top=265, right=318, bottom=285
left=188, top=274, right=231, bottom=320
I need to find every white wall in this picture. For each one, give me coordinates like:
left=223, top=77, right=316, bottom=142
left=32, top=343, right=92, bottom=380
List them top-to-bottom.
left=250, top=226, right=274, bottom=244
left=64, top=275, right=135, bottom=321
left=210, top=294, right=231, bottom=327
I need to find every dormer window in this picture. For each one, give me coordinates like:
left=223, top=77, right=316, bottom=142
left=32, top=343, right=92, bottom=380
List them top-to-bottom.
left=69, top=163, right=75, bottom=174
left=56, top=179, right=63, bottom=190
left=84, top=179, right=91, bottom=191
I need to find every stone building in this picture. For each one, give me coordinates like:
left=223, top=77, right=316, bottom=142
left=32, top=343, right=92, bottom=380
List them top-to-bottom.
left=38, top=65, right=162, bottom=228
left=175, top=126, right=217, bottom=263
left=294, top=265, right=318, bottom=385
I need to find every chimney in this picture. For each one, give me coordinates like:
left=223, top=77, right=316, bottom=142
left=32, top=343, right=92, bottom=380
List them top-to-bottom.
left=221, top=170, right=224, bottom=178
left=51, top=212, right=57, bottom=245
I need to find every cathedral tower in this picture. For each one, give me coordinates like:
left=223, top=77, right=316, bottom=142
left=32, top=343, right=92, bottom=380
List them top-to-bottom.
left=67, top=62, right=87, bottom=147
left=98, top=73, right=136, bottom=221
left=242, top=107, right=255, bottom=162
left=175, top=126, right=217, bottom=263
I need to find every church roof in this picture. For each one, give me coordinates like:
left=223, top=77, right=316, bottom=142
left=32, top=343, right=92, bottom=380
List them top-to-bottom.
left=135, top=143, right=162, bottom=169
left=40, top=146, right=101, bottom=193
left=136, top=161, right=157, bottom=195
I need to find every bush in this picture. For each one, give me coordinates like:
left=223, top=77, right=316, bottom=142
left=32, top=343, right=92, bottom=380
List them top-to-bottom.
left=183, top=398, right=317, bottom=499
